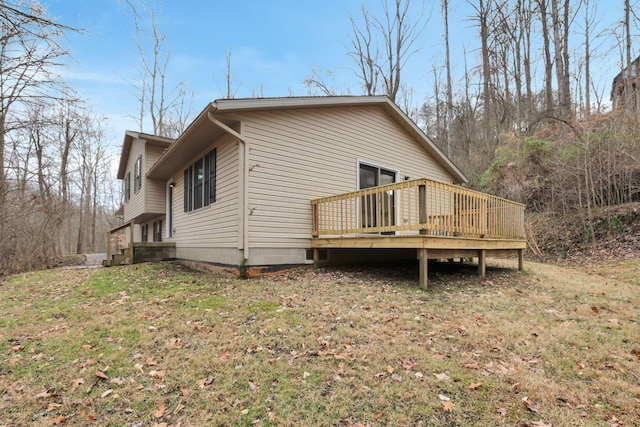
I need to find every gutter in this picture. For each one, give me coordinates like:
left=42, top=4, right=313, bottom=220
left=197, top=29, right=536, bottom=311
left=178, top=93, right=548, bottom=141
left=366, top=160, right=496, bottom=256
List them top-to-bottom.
left=207, top=110, right=250, bottom=264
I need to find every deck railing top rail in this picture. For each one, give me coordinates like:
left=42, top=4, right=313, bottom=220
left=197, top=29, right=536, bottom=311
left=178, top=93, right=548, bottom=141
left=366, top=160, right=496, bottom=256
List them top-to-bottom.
left=311, top=178, right=525, bottom=240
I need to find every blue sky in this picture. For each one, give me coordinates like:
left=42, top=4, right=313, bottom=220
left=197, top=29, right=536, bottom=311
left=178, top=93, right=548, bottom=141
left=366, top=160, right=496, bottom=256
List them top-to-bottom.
left=45, top=0, right=628, bottom=149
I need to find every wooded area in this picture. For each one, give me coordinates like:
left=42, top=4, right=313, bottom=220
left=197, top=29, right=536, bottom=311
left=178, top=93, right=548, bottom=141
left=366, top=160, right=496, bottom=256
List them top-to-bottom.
left=1, top=0, right=640, bottom=276
left=0, top=2, right=120, bottom=275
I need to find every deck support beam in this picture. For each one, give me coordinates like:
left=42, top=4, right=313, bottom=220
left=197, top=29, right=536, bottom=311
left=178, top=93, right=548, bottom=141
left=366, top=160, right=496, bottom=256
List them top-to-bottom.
left=418, top=248, right=428, bottom=290
left=478, top=249, right=486, bottom=277
left=517, top=249, right=524, bottom=270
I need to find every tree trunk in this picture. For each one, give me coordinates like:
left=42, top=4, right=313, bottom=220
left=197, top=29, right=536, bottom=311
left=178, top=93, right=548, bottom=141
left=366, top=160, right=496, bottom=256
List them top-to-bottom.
left=443, top=0, right=453, bottom=158
left=478, top=0, right=492, bottom=140
left=538, top=0, right=554, bottom=116
left=551, top=0, right=567, bottom=120
left=583, top=0, right=591, bottom=116
left=625, top=0, right=634, bottom=111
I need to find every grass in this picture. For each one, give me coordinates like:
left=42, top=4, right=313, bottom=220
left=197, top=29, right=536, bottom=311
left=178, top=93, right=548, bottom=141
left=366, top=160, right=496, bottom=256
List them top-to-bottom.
left=0, top=259, right=638, bottom=426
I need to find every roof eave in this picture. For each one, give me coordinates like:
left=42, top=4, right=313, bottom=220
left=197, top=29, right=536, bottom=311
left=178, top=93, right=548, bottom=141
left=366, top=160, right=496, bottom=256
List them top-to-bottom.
left=146, top=103, right=218, bottom=180
left=117, top=131, right=175, bottom=180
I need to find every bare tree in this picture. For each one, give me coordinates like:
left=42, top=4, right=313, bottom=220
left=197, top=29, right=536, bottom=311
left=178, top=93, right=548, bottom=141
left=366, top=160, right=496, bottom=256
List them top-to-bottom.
left=124, top=0, right=190, bottom=137
left=347, top=0, right=426, bottom=103
left=442, top=0, right=453, bottom=157
left=468, top=0, right=495, bottom=141
left=536, top=0, right=555, bottom=116
left=550, top=0, right=573, bottom=121
left=579, top=0, right=598, bottom=116
left=624, top=0, right=634, bottom=111
left=0, top=1, right=73, bottom=199
left=348, top=5, right=381, bottom=96
left=220, top=48, right=240, bottom=99
left=303, top=66, right=339, bottom=96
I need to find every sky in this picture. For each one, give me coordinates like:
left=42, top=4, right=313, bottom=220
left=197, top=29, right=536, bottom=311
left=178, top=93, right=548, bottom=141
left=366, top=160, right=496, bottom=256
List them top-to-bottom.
left=44, top=0, right=629, bottom=154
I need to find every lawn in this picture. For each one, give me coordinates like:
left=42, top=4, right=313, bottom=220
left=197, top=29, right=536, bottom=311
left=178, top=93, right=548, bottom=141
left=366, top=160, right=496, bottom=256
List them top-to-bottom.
left=0, top=259, right=638, bottom=426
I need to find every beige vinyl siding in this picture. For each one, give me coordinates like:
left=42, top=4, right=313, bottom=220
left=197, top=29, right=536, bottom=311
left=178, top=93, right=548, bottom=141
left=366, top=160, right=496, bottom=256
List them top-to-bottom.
left=242, top=105, right=456, bottom=249
left=170, top=134, right=239, bottom=250
left=123, top=139, right=145, bottom=222
left=145, top=145, right=168, bottom=213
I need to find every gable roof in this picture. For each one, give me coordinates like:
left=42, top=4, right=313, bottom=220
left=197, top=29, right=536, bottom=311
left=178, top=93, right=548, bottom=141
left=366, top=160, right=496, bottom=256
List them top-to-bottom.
left=145, top=96, right=467, bottom=183
left=117, top=131, right=174, bottom=179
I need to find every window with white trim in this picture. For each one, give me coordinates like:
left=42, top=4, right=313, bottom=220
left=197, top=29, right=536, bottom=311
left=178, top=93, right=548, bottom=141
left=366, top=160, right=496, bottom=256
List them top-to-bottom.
left=184, top=149, right=216, bottom=212
left=134, top=155, right=142, bottom=193
left=124, top=172, right=131, bottom=202
left=153, top=220, right=162, bottom=242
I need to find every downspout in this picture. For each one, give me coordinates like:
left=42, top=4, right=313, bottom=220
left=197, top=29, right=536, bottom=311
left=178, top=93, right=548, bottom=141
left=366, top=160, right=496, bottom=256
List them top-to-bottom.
left=207, top=111, right=250, bottom=264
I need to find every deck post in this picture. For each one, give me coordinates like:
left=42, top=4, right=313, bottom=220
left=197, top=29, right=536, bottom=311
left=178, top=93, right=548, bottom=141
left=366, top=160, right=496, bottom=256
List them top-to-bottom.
left=418, top=183, right=427, bottom=235
left=312, top=202, right=319, bottom=238
left=313, top=248, right=320, bottom=269
left=418, top=248, right=428, bottom=290
left=478, top=249, right=486, bottom=277
left=517, top=249, right=524, bottom=271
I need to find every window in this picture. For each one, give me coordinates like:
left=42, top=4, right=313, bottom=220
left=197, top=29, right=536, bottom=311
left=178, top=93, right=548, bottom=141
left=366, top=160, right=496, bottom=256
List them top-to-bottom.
left=184, top=149, right=217, bottom=212
left=204, top=149, right=217, bottom=205
left=134, top=155, right=142, bottom=193
left=193, top=158, right=203, bottom=210
left=124, top=172, right=131, bottom=202
left=167, top=183, right=174, bottom=238
left=153, top=220, right=162, bottom=242
left=141, top=224, right=148, bottom=242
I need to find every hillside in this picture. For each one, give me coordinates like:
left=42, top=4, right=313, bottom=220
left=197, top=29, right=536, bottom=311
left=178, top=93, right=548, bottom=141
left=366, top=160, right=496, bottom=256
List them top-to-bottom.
left=528, top=202, right=640, bottom=264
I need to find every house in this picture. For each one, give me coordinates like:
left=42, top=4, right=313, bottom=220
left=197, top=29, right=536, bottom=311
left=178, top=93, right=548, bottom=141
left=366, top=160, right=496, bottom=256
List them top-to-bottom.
left=611, top=56, right=640, bottom=111
left=106, top=96, right=526, bottom=289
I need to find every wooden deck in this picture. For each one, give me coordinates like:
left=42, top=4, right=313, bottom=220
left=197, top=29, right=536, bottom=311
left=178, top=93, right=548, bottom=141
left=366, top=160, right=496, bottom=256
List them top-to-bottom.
left=311, top=178, right=527, bottom=289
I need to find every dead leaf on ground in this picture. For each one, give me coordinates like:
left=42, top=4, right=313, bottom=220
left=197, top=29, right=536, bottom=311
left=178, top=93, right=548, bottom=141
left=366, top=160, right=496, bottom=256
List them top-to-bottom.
left=591, top=306, right=600, bottom=314
left=220, top=349, right=230, bottom=361
left=399, top=359, right=416, bottom=370
left=463, top=362, right=480, bottom=370
left=386, top=365, right=395, bottom=374
left=95, top=370, right=109, bottom=380
left=149, top=370, right=165, bottom=379
left=197, top=375, right=214, bottom=388
left=70, top=378, right=85, bottom=391
left=468, top=382, right=483, bottom=389
left=523, top=396, right=542, bottom=413
left=442, top=400, right=454, bottom=412
left=153, top=403, right=166, bottom=418
left=496, top=407, right=507, bottom=416
left=52, top=415, right=66, bottom=425
left=532, top=421, right=553, bottom=427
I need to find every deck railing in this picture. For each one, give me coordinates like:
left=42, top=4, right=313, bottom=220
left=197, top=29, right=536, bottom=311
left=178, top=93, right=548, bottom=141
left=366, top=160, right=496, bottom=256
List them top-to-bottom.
left=311, top=178, right=525, bottom=239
